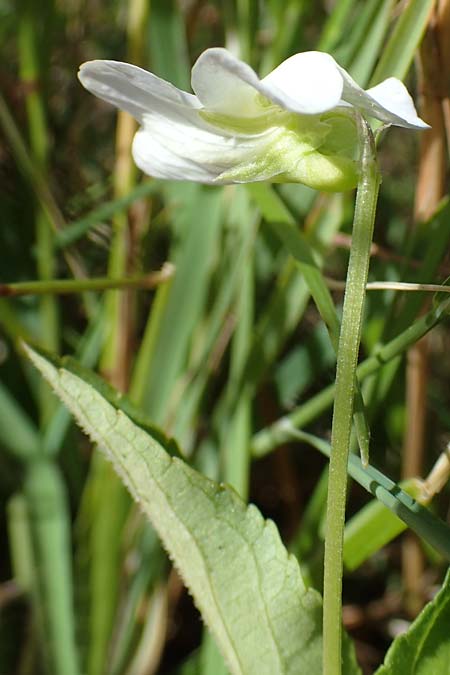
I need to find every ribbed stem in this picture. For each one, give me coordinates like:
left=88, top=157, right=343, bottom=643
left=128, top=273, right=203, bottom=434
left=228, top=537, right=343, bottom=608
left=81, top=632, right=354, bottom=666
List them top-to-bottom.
left=322, top=117, right=381, bottom=675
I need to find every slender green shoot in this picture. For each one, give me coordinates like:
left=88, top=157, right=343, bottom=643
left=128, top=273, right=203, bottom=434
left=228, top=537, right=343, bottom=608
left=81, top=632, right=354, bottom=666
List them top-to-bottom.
left=323, top=116, right=380, bottom=675
left=0, top=265, right=174, bottom=297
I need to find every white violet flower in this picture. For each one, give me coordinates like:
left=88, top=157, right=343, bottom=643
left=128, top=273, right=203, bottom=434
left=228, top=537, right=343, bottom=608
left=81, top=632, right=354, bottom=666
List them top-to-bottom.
left=79, top=48, right=428, bottom=192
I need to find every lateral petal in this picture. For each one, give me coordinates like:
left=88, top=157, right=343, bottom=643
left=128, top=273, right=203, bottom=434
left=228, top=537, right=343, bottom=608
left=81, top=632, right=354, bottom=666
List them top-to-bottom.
left=78, top=60, right=201, bottom=123
left=338, top=69, right=429, bottom=129
left=365, top=78, right=429, bottom=129
left=133, top=114, right=278, bottom=183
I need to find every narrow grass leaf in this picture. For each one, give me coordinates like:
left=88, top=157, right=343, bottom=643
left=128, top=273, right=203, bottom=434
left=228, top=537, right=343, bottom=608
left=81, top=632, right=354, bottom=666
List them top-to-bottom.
left=149, top=0, right=190, bottom=89
left=318, top=0, right=358, bottom=52
left=347, top=0, right=395, bottom=87
left=371, top=0, right=435, bottom=84
left=55, top=181, right=160, bottom=248
left=132, top=186, right=223, bottom=423
left=172, top=192, right=258, bottom=446
left=251, top=292, right=450, bottom=458
left=0, top=381, right=40, bottom=460
left=283, top=427, right=450, bottom=562
left=23, top=459, right=80, bottom=675
left=343, top=479, right=422, bottom=570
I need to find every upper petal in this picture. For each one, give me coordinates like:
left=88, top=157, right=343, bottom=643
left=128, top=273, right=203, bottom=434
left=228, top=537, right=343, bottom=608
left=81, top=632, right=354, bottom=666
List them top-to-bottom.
left=191, top=48, right=345, bottom=117
left=191, top=48, right=265, bottom=117
left=260, top=52, right=344, bottom=114
left=78, top=60, right=201, bottom=123
left=337, top=68, right=429, bottom=129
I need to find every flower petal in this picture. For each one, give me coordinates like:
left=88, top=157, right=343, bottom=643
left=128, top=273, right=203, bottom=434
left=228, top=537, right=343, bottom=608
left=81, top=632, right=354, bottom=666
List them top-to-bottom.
left=191, top=48, right=345, bottom=117
left=191, top=48, right=264, bottom=117
left=260, top=52, right=344, bottom=114
left=79, top=58, right=284, bottom=184
left=78, top=60, right=201, bottom=123
left=337, top=69, right=429, bottom=129
left=365, top=78, right=429, bottom=129
left=133, top=112, right=359, bottom=191
left=132, top=113, right=278, bottom=183
left=132, top=128, right=220, bottom=183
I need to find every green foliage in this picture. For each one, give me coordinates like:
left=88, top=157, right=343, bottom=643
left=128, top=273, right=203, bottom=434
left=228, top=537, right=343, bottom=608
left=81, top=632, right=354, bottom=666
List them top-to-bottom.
left=371, top=0, right=435, bottom=83
left=1, top=1, right=450, bottom=673
left=24, top=344, right=361, bottom=675
left=22, top=459, right=80, bottom=675
left=343, top=479, right=423, bottom=571
left=376, top=569, right=450, bottom=674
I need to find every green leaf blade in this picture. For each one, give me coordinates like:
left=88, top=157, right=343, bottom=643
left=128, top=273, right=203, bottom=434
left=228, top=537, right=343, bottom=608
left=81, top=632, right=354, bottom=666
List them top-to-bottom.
left=24, top=344, right=331, bottom=675
left=376, top=569, right=450, bottom=674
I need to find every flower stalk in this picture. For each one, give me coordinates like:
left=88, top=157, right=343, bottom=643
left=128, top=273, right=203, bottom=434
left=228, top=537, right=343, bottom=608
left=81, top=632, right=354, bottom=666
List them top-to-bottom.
left=77, top=45, right=425, bottom=673
left=323, top=116, right=381, bottom=675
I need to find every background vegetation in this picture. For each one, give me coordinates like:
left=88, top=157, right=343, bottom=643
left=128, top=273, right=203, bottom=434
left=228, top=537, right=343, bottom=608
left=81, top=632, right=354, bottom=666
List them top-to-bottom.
left=1, top=0, right=449, bottom=673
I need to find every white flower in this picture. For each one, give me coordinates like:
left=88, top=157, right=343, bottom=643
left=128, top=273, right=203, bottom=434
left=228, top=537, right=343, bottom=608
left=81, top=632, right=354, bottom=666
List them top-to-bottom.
left=78, top=48, right=428, bottom=192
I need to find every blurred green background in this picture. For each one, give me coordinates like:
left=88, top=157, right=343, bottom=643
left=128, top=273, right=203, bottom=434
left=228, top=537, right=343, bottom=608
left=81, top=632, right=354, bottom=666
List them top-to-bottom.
left=1, top=1, right=449, bottom=673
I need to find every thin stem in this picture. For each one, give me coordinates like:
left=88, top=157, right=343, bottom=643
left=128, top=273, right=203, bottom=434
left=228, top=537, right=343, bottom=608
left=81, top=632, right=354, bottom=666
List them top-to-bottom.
left=18, top=0, right=58, bottom=356
left=0, top=91, right=93, bottom=305
left=322, top=118, right=381, bottom=675
left=0, top=265, right=174, bottom=297
left=326, top=279, right=450, bottom=293
left=251, top=294, right=449, bottom=458
left=284, top=426, right=450, bottom=562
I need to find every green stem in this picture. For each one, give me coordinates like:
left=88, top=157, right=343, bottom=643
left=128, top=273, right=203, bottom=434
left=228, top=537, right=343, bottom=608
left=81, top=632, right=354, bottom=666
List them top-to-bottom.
left=18, top=0, right=58, bottom=358
left=0, top=90, right=91, bottom=296
left=323, top=118, right=380, bottom=675
left=265, top=211, right=370, bottom=465
left=0, top=266, right=173, bottom=297
left=251, top=294, right=449, bottom=458
left=285, top=427, right=450, bottom=562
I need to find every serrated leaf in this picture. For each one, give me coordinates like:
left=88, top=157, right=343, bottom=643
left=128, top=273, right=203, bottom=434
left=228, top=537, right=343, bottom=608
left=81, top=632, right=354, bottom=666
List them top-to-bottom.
left=23, top=344, right=343, bottom=675
left=375, top=569, right=450, bottom=674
